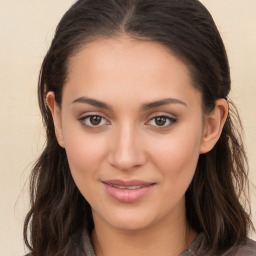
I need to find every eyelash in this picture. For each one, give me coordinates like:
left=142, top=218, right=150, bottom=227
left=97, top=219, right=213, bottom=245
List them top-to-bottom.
left=78, top=114, right=177, bottom=129
left=78, top=115, right=109, bottom=128
left=146, top=115, right=177, bottom=127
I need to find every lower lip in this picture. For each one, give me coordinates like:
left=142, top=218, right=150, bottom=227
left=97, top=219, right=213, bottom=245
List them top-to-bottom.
left=103, top=183, right=155, bottom=203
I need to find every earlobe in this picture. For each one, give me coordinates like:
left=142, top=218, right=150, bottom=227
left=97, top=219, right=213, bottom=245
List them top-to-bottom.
left=46, top=92, right=65, bottom=148
left=200, top=99, right=228, bottom=154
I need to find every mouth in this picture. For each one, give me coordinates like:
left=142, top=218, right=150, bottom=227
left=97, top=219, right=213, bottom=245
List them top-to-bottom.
left=102, top=179, right=155, bottom=203
left=109, top=184, right=145, bottom=190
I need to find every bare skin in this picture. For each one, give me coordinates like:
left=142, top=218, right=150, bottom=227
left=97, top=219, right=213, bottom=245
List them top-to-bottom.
left=47, top=37, right=228, bottom=256
left=91, top=209, right=198, bottom=256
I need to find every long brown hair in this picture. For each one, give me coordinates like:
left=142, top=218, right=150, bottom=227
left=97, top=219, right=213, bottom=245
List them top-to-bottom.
left=24, top=0, right=253, bottom=255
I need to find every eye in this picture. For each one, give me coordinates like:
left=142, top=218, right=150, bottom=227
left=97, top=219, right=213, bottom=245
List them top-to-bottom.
left=78, top=115, right=109, bottom=128
left=147, top=115, right=177, bottom=127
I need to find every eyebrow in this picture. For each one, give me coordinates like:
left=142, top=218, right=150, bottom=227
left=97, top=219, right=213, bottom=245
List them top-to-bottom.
left=72, top=96, right=187, bottom=110
left=72, top=97, right=112, bottom=110
left=142, top=98, right=187, bottom=110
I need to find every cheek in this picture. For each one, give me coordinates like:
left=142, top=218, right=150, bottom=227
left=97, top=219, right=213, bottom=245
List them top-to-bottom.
left=62, top=123, right=108, bottom=183
left=149, top=127, right=202, bottom=192
left=63, top=132, right=108, bottom=204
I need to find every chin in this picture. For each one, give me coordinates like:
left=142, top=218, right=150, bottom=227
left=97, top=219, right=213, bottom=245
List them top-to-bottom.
left=94, top=207, right=157, bottom=231
left=110, top=216, right=153, bottom=231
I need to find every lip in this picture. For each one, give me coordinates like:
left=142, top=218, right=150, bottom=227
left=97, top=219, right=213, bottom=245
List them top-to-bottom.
left=102, top=179, right=155, bottom=203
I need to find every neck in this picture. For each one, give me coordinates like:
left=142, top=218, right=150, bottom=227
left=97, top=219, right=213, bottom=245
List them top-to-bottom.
left=91, top=211, right=197, bottom=256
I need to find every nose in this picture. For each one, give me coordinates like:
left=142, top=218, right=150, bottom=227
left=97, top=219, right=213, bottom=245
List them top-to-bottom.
left=108, top=124, right=147, bottom=171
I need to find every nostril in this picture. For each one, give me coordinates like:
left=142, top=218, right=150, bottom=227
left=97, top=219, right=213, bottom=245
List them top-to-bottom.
left=108, top=127, right=147, bottom=170
left=108, top=147, right=146, bottom=170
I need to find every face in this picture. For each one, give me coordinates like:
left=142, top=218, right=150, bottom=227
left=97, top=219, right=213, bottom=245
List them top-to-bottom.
left=49, top=37, right=209, bottom=231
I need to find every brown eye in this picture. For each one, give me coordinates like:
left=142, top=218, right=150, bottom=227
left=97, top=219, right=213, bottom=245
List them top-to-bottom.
left=79, top=115, right=108, bottom=127
left=147, top=115, right=177, bottom=127
left=90, top=116, right=102, bottom=125
left=155, top=116, right=167, bottom=126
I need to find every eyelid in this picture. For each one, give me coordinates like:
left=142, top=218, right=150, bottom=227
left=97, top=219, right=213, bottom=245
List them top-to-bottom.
left=77, top=111, right=177, bottom=129
left=78, top=111, right=109, bottom=121
left=78, top=113, right=111, bottom=128
left=145, top=113, right=177, bottom=128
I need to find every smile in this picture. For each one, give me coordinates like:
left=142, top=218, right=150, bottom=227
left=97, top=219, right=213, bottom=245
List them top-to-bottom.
left=102, top=180, right=155, bottom=203
left=110, top=184, right=143, bottom=190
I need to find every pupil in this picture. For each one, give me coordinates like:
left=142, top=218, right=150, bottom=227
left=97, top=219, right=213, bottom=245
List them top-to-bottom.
left=90, top=116, right=101, bottom=125
left=156, top=117, right=166, bottom=126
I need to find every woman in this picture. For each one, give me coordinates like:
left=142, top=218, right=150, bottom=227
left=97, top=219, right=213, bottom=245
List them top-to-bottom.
left=24, top=0, right=256, bottom=255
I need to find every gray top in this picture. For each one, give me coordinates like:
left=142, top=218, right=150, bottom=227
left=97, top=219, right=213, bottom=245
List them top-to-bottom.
left=63, top=229, right=256, bottom=256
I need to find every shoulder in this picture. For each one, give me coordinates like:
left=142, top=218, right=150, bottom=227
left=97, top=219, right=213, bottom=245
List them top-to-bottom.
left=63, top=229, right=95, bottom=256
left=23, top=231, right=88, bottom=256
left=185, top=233, right=256, bottom=256
left=216, top=238, right=256, bottom=256
left=230, top=238, right=256, bottom=255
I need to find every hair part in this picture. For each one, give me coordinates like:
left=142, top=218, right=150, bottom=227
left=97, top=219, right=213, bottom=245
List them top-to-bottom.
left=24, top=0, right=253, bottom=255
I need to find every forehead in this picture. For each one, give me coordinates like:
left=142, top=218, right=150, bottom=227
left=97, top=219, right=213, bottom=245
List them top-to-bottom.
left=68, top=36, right=190, bottom=79
left=63, top=37, right=200, bottom=108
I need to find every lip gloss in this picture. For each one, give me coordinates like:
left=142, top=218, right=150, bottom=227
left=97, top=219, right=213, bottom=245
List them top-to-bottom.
left=102, top=180, right=155, bottom=203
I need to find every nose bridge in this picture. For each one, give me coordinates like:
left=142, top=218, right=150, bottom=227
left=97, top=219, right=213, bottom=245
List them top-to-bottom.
left=109, top=122, right=146, bottom=170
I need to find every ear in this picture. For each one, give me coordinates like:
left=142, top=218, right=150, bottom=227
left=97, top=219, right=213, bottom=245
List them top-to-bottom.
left=46, top=91, right=65, bottom=148
left=200, top=99, right=228, bottom=154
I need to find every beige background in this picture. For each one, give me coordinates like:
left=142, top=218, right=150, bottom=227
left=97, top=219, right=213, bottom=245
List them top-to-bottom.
left=0, top=0, right=255, bottom=255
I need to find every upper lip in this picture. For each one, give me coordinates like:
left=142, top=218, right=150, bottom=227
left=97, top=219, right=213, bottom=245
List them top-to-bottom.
left=102, top=179, right=154, bottom=187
